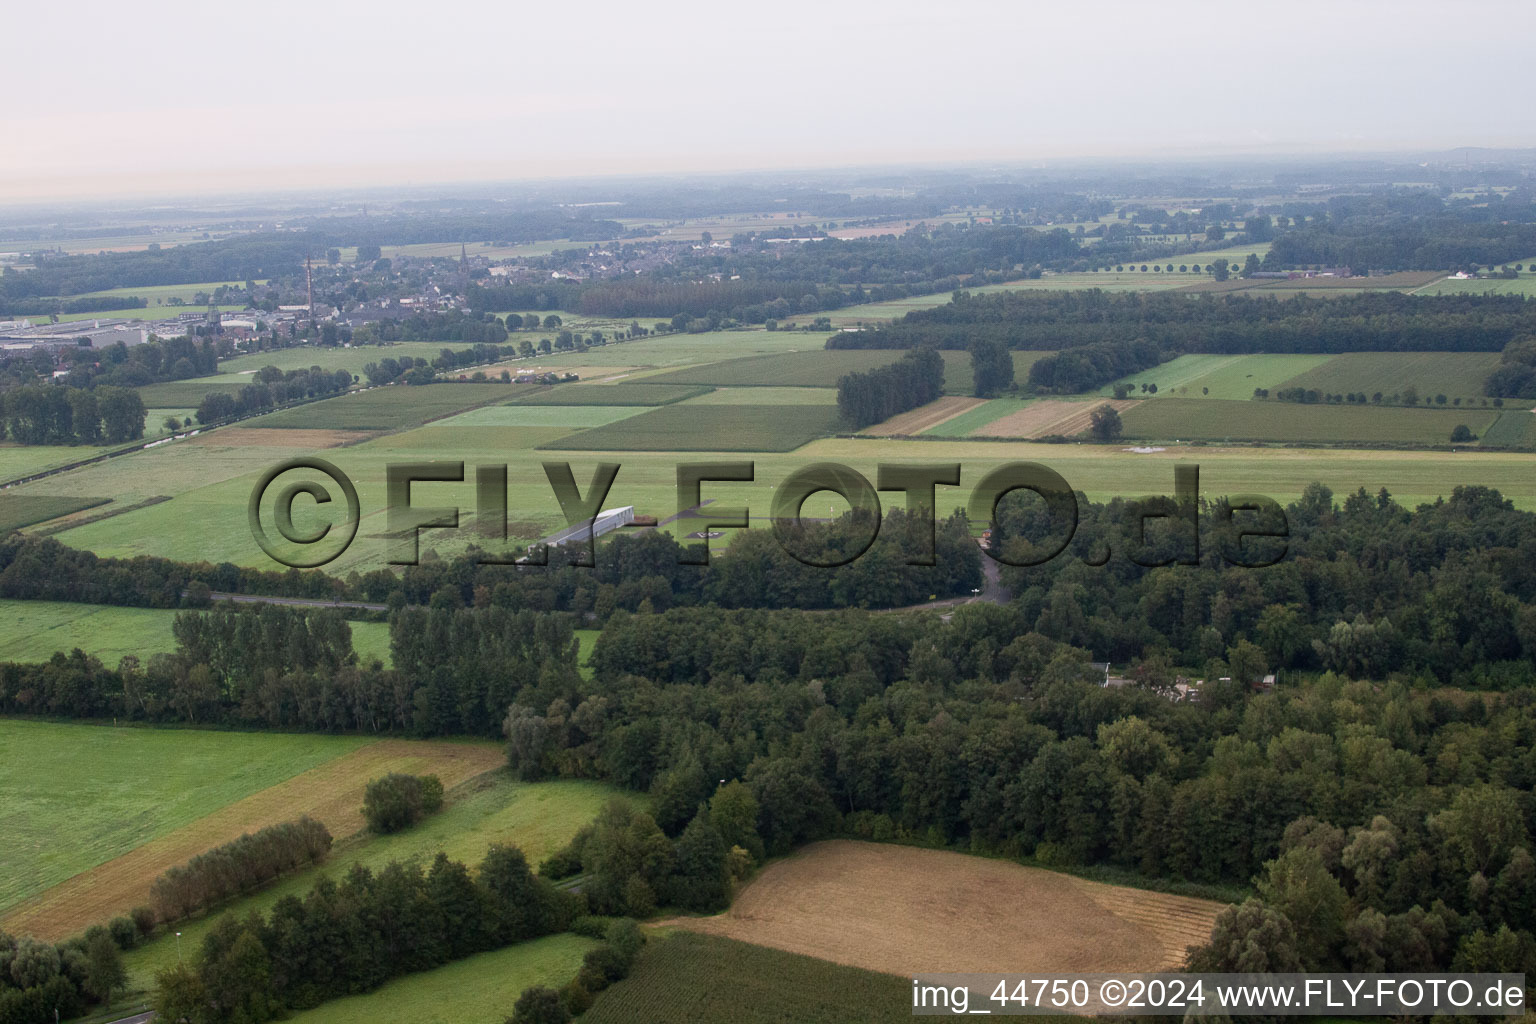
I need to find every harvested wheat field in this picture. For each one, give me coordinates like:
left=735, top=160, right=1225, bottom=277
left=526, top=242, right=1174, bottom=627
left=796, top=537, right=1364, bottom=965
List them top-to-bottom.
left=860, top=396, right=989, bottom=435
left=976, top=399, right=1139, bottom=438
left=189, top=427, right=373, bottom=448
left=1, top=739, right=503, bottom=940
left=670, top=840, right=1223, bottom=977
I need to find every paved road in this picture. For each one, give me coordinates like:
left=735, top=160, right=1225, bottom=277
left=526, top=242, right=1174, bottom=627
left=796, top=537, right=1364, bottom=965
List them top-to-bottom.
left=102, top=1010, right=154, bottom=1024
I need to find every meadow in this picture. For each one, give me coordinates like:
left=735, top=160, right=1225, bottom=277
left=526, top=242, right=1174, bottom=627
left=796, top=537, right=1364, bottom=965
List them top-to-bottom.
left=1415, top=274, right=1536, bottom=298
left=53, top=281, right=256, bottom=305
left=648, top=350, right=901, bottom=387
left=1274, top=351, right=1503, bottom=402
left=1096, top=354, right=1335, bottom=400
left=134, top=381, right=246, bottom=406
left=249, top=382, right=526, bottom=430
left=513, top=382, right=710, bottom=405
left=681, top=386, right=837, bottom=405
left=1120, top=398, right=1499, bottom=445
left=437, top=404, right=649, bottom=429
left=543, top=404, right=846, bottom=452
left=1477, top=409, right=1536, bottom=447
left=25, top=411, right=1536, bottom=577
left=0, top=443, right=114, bottom=484
left=0, top=494, right=110, bottom=531
left=0, top=599, right=180, bottom=663
left=0, top=721, right=367, bottom=916
left=119, top=776, right=623, bottom=990
left=582, top=932, right=914, bottom=1024
left=283, top=935, right=599, bottom=1024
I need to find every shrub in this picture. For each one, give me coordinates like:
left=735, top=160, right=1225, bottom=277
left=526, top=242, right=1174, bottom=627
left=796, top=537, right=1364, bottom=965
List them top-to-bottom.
left=361, top=773, right=445, bottom=833
left=107, top=916, right=138, bottom=950
left=507, top=984, right=571, bottom=1024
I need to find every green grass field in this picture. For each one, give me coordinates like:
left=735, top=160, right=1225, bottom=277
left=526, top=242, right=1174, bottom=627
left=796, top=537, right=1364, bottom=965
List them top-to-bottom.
left=1415, top=275, right=1536, bottom=297
left=52, top=281, right=253, bottom=304
left=210, top=341, right=463, bottom=383
left=648, top=350, right=901, bottom=387
left=938, top=350, right=1051, bottom=394
left=1275, top=352, right=1503, bottom=402
left=1097, top=354, right=1336, bottom=400
left=134, top=381, right=247, bottom=406
left=249, top=383, right=527, bottom=431
left=513, top=383, right=710, bottom=406
left=681, top=387, right=837, bottom=405
left=922, top=398, right=1032, bottom=436
left=1120, top=398, right=1500, bottom=445
left=543, top=404, right=846, bottom=452
left=437, top=405, right=650, bottom=429
left=1479, top=409, right=1536, bottom=447
left=0, top=443, right=114, bottom=484
left=0, top=494, right=110, bottom=532
left=0, top=599, right=182, bottom=664
left=350, top=620, right=393, bottom=666
left=0, top=721, right=367, bottom=913
left=120, top=776, right=624, bottom=990
left=583, top=932, right=912, bottom=1023
left=283, top=934, right=599, bottom=1024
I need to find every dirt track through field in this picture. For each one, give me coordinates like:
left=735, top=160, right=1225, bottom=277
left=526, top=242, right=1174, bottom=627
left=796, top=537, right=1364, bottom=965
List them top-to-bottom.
left=860, top=397, right=989, bottom=435
left=977, top=399, right=1140, bottom=438
left=1, top=740, right=503, bottom=940
left=667, top=840, right=1223, bottom=976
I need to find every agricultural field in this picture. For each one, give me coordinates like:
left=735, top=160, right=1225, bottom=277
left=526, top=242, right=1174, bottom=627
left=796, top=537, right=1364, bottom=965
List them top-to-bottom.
left=1414, top=273, right=1536, bottom=297
left=51, top=281, right=256, bottom=305
left=492, top=329, right=813, bottom=368
left=210, top=341, right=463, bottom=382
left=647, top=349, right=902, bottom=387
left=1275, top=351, right=1503, bottom=403
left=1097, top=354, right=1336, bottom=400
left=134, top=380, right=246, bottom=406
left=248, top=382, right=527, bottom=431
left=513, top=382, right=710, bottom=405
left=681, top=386, right=838, bottom=405
left=859, top=396, right=987, bottom=435
left=923, top=397, right=1137, bottom=439
left=1120, top=398, right=1499, bottom=445
left=437, top=404, right=649, bottom=429
left=543, top=404, right=846, bottom=452
left=1477, top=409, right=1536, bottom=447
left=23, top=410, right=1536, bottom=579
left=0, top=443, right=114, bottom=484
left=0, top=494, right=110, bottom=531
left=0, top=599, right=179, bottom=663
left=0, top=721, right=368, bottom=920
left=5, top=735, right=505, bottom=941
left=119, top=777, right=623, bottom=989
left=669, top=841, right=1223, bottom=976
left=583, top=932, right=913, bottom=1024
left=284, top=935, right=600, bottom=1024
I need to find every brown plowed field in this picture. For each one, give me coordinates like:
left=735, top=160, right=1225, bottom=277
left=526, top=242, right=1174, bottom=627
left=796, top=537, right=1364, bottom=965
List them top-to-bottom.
left=860, top=396, right=989, bottom=435
left=976, top=399, right=1140, bottom=438
left=1, top=740, right=503, bottom=940
left=668, top=840, right=1223, bottom=976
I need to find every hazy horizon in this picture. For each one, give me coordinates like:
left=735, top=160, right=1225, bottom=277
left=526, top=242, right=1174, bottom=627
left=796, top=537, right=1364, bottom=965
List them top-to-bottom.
left=4, top=0, right=1533, bottom=203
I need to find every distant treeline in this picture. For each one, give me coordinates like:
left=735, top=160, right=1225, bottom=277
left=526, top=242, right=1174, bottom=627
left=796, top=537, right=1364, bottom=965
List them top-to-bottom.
left=1266, top=217, right=1536, bottom=273
left=826, top=290, right=1536, bottom=355
left=0, top=295, right=148, bottom=317
left=2, top=334, right=222, bottom=391
left=1483, top=335, right=1536, bottom=399
left=1027, top=338, right=1164, bottom=393
left=836, top=347, right=944, bottom=427
left=194, top=365, right=354, bottom=424
left=1, top=385, right=145, bottom=445
left=149, top=817, right=332, bottom=923
left=154, top=845, right=577, bottom=1023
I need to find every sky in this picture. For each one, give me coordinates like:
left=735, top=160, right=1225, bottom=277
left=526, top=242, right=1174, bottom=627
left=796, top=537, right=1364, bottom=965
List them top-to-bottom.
left=3, top=0, right=1532, bottom=201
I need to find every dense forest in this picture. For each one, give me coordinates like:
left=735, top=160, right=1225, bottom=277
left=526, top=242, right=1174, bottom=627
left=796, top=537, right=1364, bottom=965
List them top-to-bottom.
left=827, top=290, right=1536, bottom=355
left=835, top=347, right=944, bottom=428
